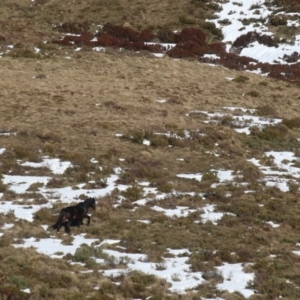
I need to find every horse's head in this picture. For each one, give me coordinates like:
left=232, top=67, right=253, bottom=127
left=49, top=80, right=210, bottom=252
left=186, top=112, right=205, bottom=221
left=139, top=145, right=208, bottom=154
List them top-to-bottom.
left=89, top=197, right=96, bottom=210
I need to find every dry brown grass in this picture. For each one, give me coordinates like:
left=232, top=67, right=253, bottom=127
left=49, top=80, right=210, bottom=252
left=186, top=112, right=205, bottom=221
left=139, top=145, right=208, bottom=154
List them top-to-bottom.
left=0, top=0, right=221, bottom=49
left=1, top=1, right=300, bottom=299
left=1, top=53, right=299, bottom=166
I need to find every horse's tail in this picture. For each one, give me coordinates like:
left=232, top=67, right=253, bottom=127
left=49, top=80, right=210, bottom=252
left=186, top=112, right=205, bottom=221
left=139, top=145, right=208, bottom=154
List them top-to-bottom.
left=51, top=209, right=66, bottom=232
left=51, top=223, right=57, bottom=230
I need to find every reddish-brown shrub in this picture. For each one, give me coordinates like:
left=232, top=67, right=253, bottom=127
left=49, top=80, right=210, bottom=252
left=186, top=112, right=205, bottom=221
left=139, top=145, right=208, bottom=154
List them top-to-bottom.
left=50, top=23, right=300, bottom=86
left=102, top=23, right=140, bottom=42
left=174, top=28, right=206, bottom=45
left=140, top=29, right=155, bottom=42
left=157, top=30, right=176, bottom=43
left=80, top=31, right=94, bottom=42
left=232, top=31, right=277, bottom=52
left=232, top=32, right=255, bottom=50
left=52, top=33, right=98, bottom=47
left=97, top=34, right=119, bottom=47
left=257, top=34, right=277, bottom=47
left=52, top=38, right=72, bottom=46
left=119, top=39, right=136, bottom=50
left=130, top=41, right=146, bottom=51
left=187, top=41, right=207, bottom=56
left=207, top=42, right=226, bottom=55
left=167, top=46, right=196, bottom=58
left=283, top=51, right=300, bottom=63
left=216, top=52, right=257, bottom=70
left=256, top=62, right=300, bottom=83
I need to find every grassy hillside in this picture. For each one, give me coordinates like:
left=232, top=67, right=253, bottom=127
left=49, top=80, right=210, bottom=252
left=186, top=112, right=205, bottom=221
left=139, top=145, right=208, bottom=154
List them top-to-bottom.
left=0, top=0, right=220, bottom=46
left=1, top=1, right=300, bottom=299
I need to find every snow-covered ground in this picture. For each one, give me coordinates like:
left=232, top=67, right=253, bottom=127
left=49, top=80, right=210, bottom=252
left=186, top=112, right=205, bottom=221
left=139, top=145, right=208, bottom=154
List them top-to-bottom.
left=1, top=0, right=300, bottom=297
left=2, top=0, right=300, bottom=68
left=210, top=0, right=300, bottom=64
left=2, top=105, right=300, bottom=297
left=1, top=154, right=255, bottom=297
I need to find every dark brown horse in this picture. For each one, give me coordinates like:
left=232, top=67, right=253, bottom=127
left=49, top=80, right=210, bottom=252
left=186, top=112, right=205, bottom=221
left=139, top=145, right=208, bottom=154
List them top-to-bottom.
left=51, top=197, right=96, bottom=233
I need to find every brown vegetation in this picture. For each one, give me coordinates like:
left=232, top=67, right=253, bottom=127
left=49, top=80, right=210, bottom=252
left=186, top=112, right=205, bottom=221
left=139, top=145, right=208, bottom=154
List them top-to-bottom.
left=1, top=0, right=300, bottom=299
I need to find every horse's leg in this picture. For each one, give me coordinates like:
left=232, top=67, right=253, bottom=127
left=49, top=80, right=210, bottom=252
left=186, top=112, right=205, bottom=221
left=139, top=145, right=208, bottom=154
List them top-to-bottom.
left=54, top=209, right=68, bottom=233
left=80, top=215, right=88, bottom=225
left=86, top=215, right=91, bottom=225
left=79, top=216, right=85, bottom=225
left=75, top=219, right=82, bottom=227
left=64, top=221, right=71, bottom=233
left=51, top=222, right=58, bottom=231
left=56, top=222, right=62, bottom=232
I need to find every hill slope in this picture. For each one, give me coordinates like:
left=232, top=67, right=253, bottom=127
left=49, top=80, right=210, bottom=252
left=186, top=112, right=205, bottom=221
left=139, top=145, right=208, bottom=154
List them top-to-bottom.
left=1, top=1, right=300, bottom=299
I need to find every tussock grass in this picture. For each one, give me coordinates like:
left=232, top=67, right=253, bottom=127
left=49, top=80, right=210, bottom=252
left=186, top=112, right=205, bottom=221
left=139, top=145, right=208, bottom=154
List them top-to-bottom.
left=0, top=0, right=222, bottom=50
left=1, top=2, right=300, bottom=298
